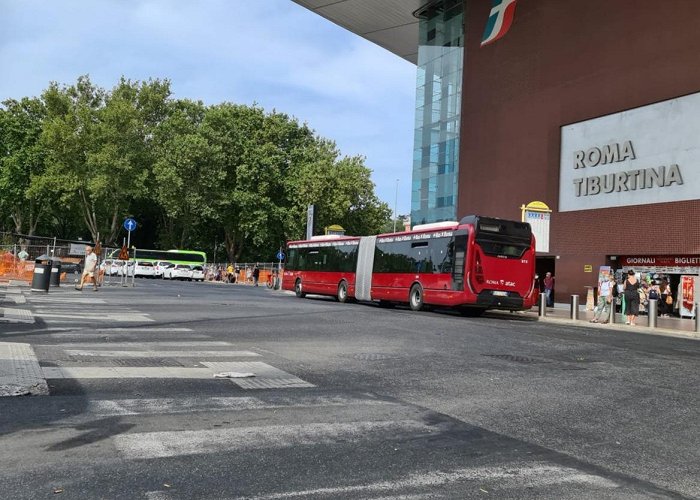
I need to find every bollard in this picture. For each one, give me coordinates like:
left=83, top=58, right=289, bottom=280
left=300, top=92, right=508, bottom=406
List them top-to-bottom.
left=538, top=293, right=547, bottom=317
left=570, top=294, right=580, bottom=320
left=609, top=298, right=616, bottom=324
left=647, top=299, right=658, bottom=328
left=695, top=304, right=699, bottom=334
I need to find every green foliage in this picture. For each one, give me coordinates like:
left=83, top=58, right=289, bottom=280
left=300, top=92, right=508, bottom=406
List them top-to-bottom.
left=0, top=76, right=392, bottom=260
left=0, top=96, right=47, bottom=235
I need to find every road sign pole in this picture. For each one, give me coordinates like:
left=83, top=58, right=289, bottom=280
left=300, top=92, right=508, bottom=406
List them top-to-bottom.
left=131, top=247, right=136, bottom=287
left=275, top=248, right=285, bottom=290
left=277, top=252, right=282, bottom=290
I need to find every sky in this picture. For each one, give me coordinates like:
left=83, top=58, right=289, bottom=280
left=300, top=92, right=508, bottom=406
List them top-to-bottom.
left=0, top=0, right=416, bottom=215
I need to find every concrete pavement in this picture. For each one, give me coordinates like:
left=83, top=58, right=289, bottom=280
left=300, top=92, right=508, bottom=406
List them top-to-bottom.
left=531, top=302, right=700, bottom=341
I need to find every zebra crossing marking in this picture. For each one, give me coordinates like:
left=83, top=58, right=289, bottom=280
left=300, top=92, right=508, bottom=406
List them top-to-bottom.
left=34, top=313, right=154, bottom=322
left=42, top=341, right=228, bottom=348
left=64, top=349, right=261, bottom=358
left=202, top=361, right=315, bottom=389
left=41, top=366, right=215, bottom=379
left=63, top=394, right=396, bottom=418
left=114, top=420, right=431, bottom=459
left=229, top=464, right=619, bottom=500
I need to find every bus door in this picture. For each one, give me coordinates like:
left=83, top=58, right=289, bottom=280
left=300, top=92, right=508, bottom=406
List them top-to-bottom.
left=451, top=231, right=468, bottom=291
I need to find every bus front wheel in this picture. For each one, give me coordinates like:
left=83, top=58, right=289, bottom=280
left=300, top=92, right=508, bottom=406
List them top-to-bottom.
left=295, top=279, right=306, bottom=298
left=337, top=281, right=348, bottom=303
left=409, top=284, right=424, bottom=311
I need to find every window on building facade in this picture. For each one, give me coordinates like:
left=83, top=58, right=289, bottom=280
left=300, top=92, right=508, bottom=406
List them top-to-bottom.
left=411, top=0, right=464, bottom=226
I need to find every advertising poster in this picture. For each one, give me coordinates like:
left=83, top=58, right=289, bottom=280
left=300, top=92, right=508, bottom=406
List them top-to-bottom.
left=679, top=275, right=696, bottom=317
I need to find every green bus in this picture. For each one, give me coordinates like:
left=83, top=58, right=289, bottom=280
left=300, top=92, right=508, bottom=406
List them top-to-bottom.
left=106, top=248, right=207, bottom=265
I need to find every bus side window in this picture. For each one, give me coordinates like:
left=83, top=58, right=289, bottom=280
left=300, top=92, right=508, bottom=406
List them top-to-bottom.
left=434, top=237, right=453, bottom=274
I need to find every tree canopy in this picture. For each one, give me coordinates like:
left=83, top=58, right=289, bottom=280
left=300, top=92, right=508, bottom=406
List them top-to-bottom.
left=0, top=76, right=391, bottom=262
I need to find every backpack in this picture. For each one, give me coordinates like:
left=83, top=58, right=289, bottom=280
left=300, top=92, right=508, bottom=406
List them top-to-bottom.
left=648, top=288, right=659, bottom=300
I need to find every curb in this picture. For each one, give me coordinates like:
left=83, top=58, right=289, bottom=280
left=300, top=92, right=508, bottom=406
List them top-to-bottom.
left=534, top=314, right=700, bottom=341
left=0, top=342, right=49, bottom=397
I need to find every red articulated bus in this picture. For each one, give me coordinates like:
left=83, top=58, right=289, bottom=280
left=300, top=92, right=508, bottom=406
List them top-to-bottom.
left=282, top=215, right=539, bottom=315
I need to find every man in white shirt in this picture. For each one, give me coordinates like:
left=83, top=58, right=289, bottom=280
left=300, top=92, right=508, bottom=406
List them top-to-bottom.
left=76, top=245, right=98, bottom=291
left=590, top=275, right=612, bottom=323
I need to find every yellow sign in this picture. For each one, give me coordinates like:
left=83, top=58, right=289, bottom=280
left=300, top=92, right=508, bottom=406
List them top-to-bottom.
left=521, top=200, right=552, bottom=213
left=324, top=224, right=345, bottom=236
left=584, top=265, right=593, bottom=272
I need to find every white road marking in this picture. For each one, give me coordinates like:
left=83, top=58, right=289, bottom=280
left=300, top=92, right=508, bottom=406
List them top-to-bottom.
left=28, top=299, right=107, bottom=304
left=38, top=314, right=154, bottom=322
left=93, top=328, right=194, bottom=332
left=45, top=333, right=211, bottom=339
left=40, top=342, right=230, bottom=348
left=64, top=350, right=260, bottom=358
left=202, top=361, right=315, bottom=389
left=41, top=366, right=215, bottom=379
left=78, top=394, right=397, bottom=417
left=114, top=420, right=432, bottom=459
left=233, top=464, right=619, bottom=499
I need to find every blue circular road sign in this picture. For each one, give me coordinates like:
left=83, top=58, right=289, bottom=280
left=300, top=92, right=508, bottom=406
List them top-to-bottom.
left=123, top=218, right=137, bottom=231
left=276, top=251, right=285, bottom=261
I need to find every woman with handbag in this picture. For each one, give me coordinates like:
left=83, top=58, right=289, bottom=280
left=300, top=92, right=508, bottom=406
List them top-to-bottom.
left=623, top=270, right=640, bottom=326
left=660, top=279, right=672, bottom=317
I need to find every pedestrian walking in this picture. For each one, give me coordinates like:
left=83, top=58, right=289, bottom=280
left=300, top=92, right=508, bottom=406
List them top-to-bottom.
left=76, top=245, right=98, bottom=291
left=252, top=265, right=260, bottom=287
left=623, top=269, right=640, bottom=325
left=543, top=272, right=555, bottom=307
left=591, top=275, right=613, bottom=323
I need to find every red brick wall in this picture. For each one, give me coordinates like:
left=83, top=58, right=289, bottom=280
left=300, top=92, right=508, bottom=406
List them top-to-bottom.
left=459, top=0, right=700, bottom=300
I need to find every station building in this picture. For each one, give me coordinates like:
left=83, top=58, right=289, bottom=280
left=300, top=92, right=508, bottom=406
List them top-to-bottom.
left=293, top=0, right=700, bottom=305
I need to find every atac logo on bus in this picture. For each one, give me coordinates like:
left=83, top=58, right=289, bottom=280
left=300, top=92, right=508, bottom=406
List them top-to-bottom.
left=487, top=279, right=516, bottom=287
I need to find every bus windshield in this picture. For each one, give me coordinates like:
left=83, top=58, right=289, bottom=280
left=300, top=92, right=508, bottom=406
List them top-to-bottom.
left=471, top=217, right=532, bottom=258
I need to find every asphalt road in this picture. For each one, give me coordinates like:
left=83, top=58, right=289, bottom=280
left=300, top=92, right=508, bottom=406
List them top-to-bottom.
left=0, top=279, right=698, bottom=499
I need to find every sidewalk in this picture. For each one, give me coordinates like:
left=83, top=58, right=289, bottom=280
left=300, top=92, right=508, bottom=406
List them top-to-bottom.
left=529, top=302, right=700, bottom=341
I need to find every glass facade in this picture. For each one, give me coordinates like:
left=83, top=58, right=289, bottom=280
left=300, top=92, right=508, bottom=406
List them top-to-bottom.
left=411, top=0, right=464, bottom=225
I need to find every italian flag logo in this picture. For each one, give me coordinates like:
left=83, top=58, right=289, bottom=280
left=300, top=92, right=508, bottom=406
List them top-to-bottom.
left=481, top=0, right=518, bottom=47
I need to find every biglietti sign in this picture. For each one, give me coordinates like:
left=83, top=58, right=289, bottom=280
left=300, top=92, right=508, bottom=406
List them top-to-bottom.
left=559, top=91, right=700, bottom=212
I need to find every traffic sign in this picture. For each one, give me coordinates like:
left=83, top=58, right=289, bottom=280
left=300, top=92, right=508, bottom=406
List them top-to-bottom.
left=123, top=218, right=137, bottom=231
left=276, top=251, right=285, bottom=261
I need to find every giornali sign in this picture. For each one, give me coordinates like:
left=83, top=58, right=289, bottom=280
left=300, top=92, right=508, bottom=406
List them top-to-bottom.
left=559, top=92, right=700, bottom=212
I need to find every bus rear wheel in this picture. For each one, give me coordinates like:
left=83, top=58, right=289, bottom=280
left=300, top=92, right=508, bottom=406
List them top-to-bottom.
left=295, top=279, right=306, bottom=298
left=337, top=281, right=348, bottom=303
left=409, top=284, right=424, bottom=311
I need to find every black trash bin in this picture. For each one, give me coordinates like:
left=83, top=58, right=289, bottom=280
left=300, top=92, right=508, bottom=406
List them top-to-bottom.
left=31, top=254, right=52, bottom=293
left=50, top=258, right=61, bottom=287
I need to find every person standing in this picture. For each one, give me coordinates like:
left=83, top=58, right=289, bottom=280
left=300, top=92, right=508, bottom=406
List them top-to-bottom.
left=76, top=245, right=98, bottom=291
left=252, top=265, right=260, bottom=287
left=623, top=269, right=640, bottom=326
left=543, top=272, right=555, bottom=307
left=591, top=275, right=613, bottom=323
left=659, top=279, right=672, bottom=317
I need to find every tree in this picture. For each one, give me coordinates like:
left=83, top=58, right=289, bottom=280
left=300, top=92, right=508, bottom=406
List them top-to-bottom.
left=37, top=76, right=170, bottom=245
left=0, top=97, right=47, bottom=236
left=152, top=99, right=225, bottom=248
left=284, top=140, right=392, bottom=240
